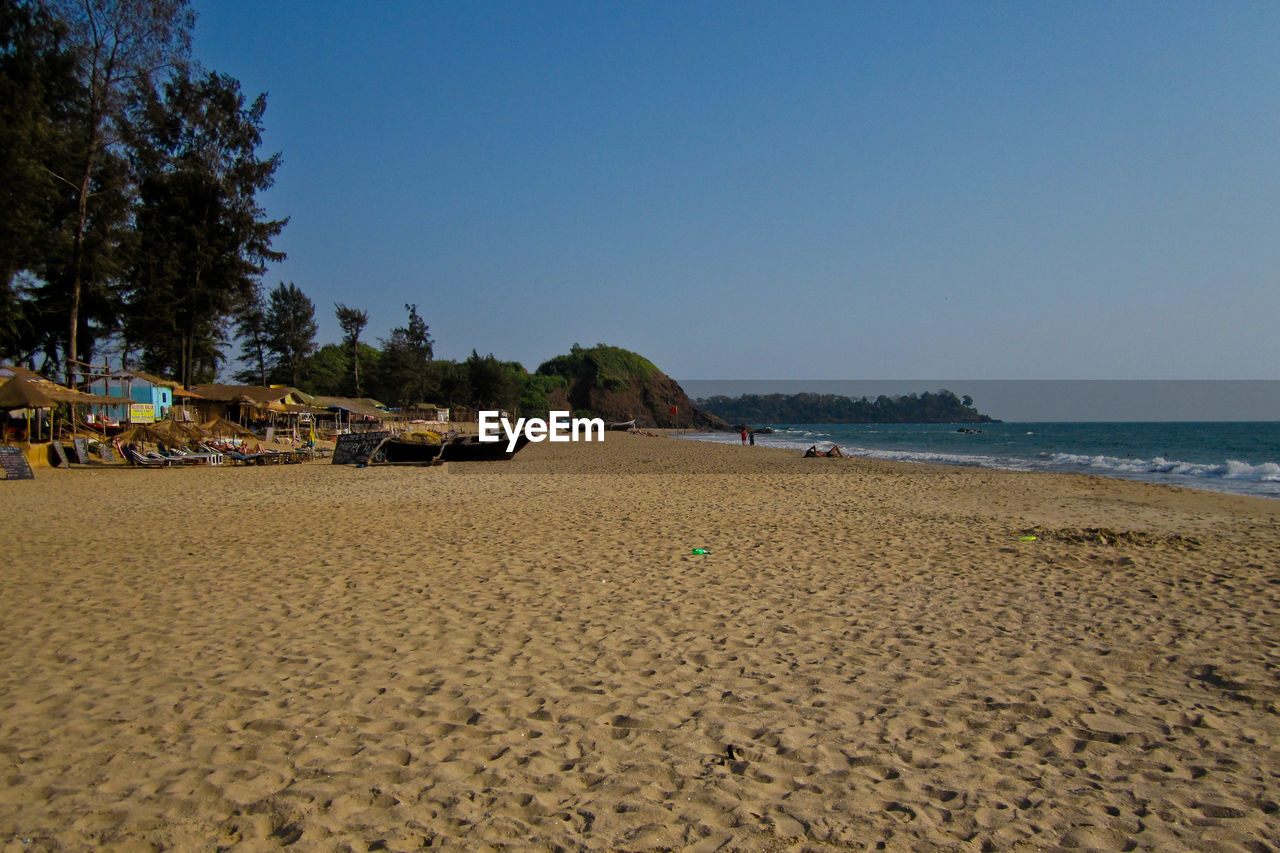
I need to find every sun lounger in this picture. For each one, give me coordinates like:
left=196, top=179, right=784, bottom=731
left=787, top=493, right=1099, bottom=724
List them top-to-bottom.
left=198, top=444, right=226, bottom=465
left=152, top=446, right=202, bottom=465
left=166, top=446, right=218, bottom=465
left=126, top=448, right=169, bottom=468
left=226, top=449, right=271, bottom=465
left=145, top=450, right=188, bottom=466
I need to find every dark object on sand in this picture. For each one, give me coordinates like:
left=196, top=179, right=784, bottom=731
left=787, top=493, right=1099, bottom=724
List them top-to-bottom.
left=333, top=431, right=394, bottom=465
left=334, top=432, right=533, bottom=466
left=439, top=434, right=531, bottom=461
left=373, top=437, right=444, bottom=465
left=804, top=444, right=844, bottom=458
left=0, top=446, right=35, bottom=480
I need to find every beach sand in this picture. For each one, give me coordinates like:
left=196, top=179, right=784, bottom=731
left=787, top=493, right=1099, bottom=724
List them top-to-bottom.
left=2, top=433, right=1278, bottom=851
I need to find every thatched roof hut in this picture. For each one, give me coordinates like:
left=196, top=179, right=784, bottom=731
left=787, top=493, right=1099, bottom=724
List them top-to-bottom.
left=0, top=375, right=132, bottom=409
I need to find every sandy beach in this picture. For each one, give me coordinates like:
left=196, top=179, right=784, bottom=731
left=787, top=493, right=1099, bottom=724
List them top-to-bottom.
left=1, top=433, right=1277, bottom=851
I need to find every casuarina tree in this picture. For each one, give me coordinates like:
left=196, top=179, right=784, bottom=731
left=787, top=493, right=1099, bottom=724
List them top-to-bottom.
left=46, top=0, right=194, bottom=384
left=124, top=68, right=286, bottom=387
left=265, top=281, right=316, bottom=388
left=233, top=283, right=269, bottom=385
left=334, top=302, right=368, bottom=396
left=376, top=303, right=434, bottom=408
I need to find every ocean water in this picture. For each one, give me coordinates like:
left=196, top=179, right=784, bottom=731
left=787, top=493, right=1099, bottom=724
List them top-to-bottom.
left=681, top=422, right=1280, bottom=499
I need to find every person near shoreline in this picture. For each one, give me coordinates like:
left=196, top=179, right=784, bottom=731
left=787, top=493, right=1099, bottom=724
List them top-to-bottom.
left=805, top=444, right=843, bottom=458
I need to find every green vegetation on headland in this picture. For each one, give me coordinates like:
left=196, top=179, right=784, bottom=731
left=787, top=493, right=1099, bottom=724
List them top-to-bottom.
left=537, top=343, right=659, bottom=391
left=535, top=344, right=725, bottom=429
left=695, top=390, right=999, bottom=425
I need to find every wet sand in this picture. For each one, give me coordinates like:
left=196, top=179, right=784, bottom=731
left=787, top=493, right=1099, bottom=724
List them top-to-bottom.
left=2, top=433, right=1278, bottom=851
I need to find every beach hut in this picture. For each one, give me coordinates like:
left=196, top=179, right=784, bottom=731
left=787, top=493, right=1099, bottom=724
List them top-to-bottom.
left=85, top=369, right=178, bottom=424
left=0, top=375, right=132, bottom=441
left=188, top=384, right=307, bottom=425
left=310, top=396, right=393, bottom=433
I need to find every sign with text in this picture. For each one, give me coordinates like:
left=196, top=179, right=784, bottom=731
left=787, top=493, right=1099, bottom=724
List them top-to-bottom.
left=129, top=403, right=155, bottom=423
left=332, top=431, right=392, bottom=465
left=0, top=446, right=34, bottom=480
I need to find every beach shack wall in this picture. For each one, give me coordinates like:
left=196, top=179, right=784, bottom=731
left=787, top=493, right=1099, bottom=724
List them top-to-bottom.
left=85, top=370, right=176, bottom=424
left=189, top=384, right=298, bottom=424
left=310, top=396, right=393, bottom=433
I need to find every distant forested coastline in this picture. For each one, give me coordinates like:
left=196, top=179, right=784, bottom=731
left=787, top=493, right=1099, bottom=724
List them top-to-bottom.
left=694, top=390, right=999, bottom=424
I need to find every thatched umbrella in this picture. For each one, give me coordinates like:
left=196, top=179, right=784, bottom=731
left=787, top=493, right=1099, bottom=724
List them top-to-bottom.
left=200, top=415, right=257, bottom=439
left=147, top=418, right=204, bottom=443
left=117, top=424, right=182, bottom=446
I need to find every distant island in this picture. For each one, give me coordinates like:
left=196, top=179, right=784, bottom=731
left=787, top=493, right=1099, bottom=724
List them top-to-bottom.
left=694, top=390, right=999, bottom=425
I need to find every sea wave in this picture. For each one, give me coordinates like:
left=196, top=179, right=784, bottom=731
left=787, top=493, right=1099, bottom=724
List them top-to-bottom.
left=682, top=430, right=1280, bottom=498
left=1050, top=453, right=1280, bottom=483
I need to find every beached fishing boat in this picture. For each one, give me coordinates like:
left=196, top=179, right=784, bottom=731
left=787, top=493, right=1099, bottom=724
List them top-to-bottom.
left=332, top=430, right=532, bottom=465
left=438, top=434, right=531, bottom=461
left=371, top=435, right=444, bottom=465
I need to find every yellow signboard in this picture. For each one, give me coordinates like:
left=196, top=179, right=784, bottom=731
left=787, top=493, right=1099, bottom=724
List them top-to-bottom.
left=129, top=403, right=155, bottom=423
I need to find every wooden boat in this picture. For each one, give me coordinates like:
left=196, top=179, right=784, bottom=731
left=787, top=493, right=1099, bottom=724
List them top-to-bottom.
left=605, top=419, right=636, bottom=431
left=333, top=430, right=531, bottom=465
left=439, top=434, right=531, bottom=461
left=370, top=437, right=444, bottom=465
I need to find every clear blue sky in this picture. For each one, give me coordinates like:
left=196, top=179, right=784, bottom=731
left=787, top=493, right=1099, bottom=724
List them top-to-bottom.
left=191, top=1, right=1279, bottom=382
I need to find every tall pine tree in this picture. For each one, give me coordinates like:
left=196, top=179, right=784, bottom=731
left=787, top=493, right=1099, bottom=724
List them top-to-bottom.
left=46, top=0, right=194, bottom=384
left=124, top=69, right=286, bottom=387
left=264, top=281, right=315, bottom=389
left=334, top=302, right=368, bottom=397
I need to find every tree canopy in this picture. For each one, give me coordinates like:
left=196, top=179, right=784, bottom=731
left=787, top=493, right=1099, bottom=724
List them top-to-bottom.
left=0, top=0, right=284, bottom=386
left=47, top=0, right=196, bottom=383
left=125, top=68, right=286, bottom=386
left=264, top=281, right=316, bottom=388
left=334, top=302, right=368, bottom=396
left=694, top=390, right=998, bottom=424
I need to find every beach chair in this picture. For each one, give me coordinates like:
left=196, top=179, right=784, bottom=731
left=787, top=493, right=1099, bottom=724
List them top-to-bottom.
left=199, top=444, right=226, bottom=465
left=155, top=445, right=201, bottom=465
left=166, top=445, right=217, bottom=465
left=126, top=448, right=168, bottom=468
left=226, top=449, right=268, bottom=465
left=144, top=450, right=183, bottom=466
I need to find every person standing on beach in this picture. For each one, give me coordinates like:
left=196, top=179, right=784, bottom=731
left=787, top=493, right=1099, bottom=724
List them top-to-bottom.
left=741, top=427, right=748, bottom=445
left=749, top=430, right=755, bottom=446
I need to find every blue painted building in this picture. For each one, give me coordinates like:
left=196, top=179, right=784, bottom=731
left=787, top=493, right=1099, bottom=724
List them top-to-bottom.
left=87, top=370, right=176, bottom=423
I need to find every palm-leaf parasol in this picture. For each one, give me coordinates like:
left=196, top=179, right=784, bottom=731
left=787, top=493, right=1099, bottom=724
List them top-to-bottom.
left=200, top=415, right=257, bottom=439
